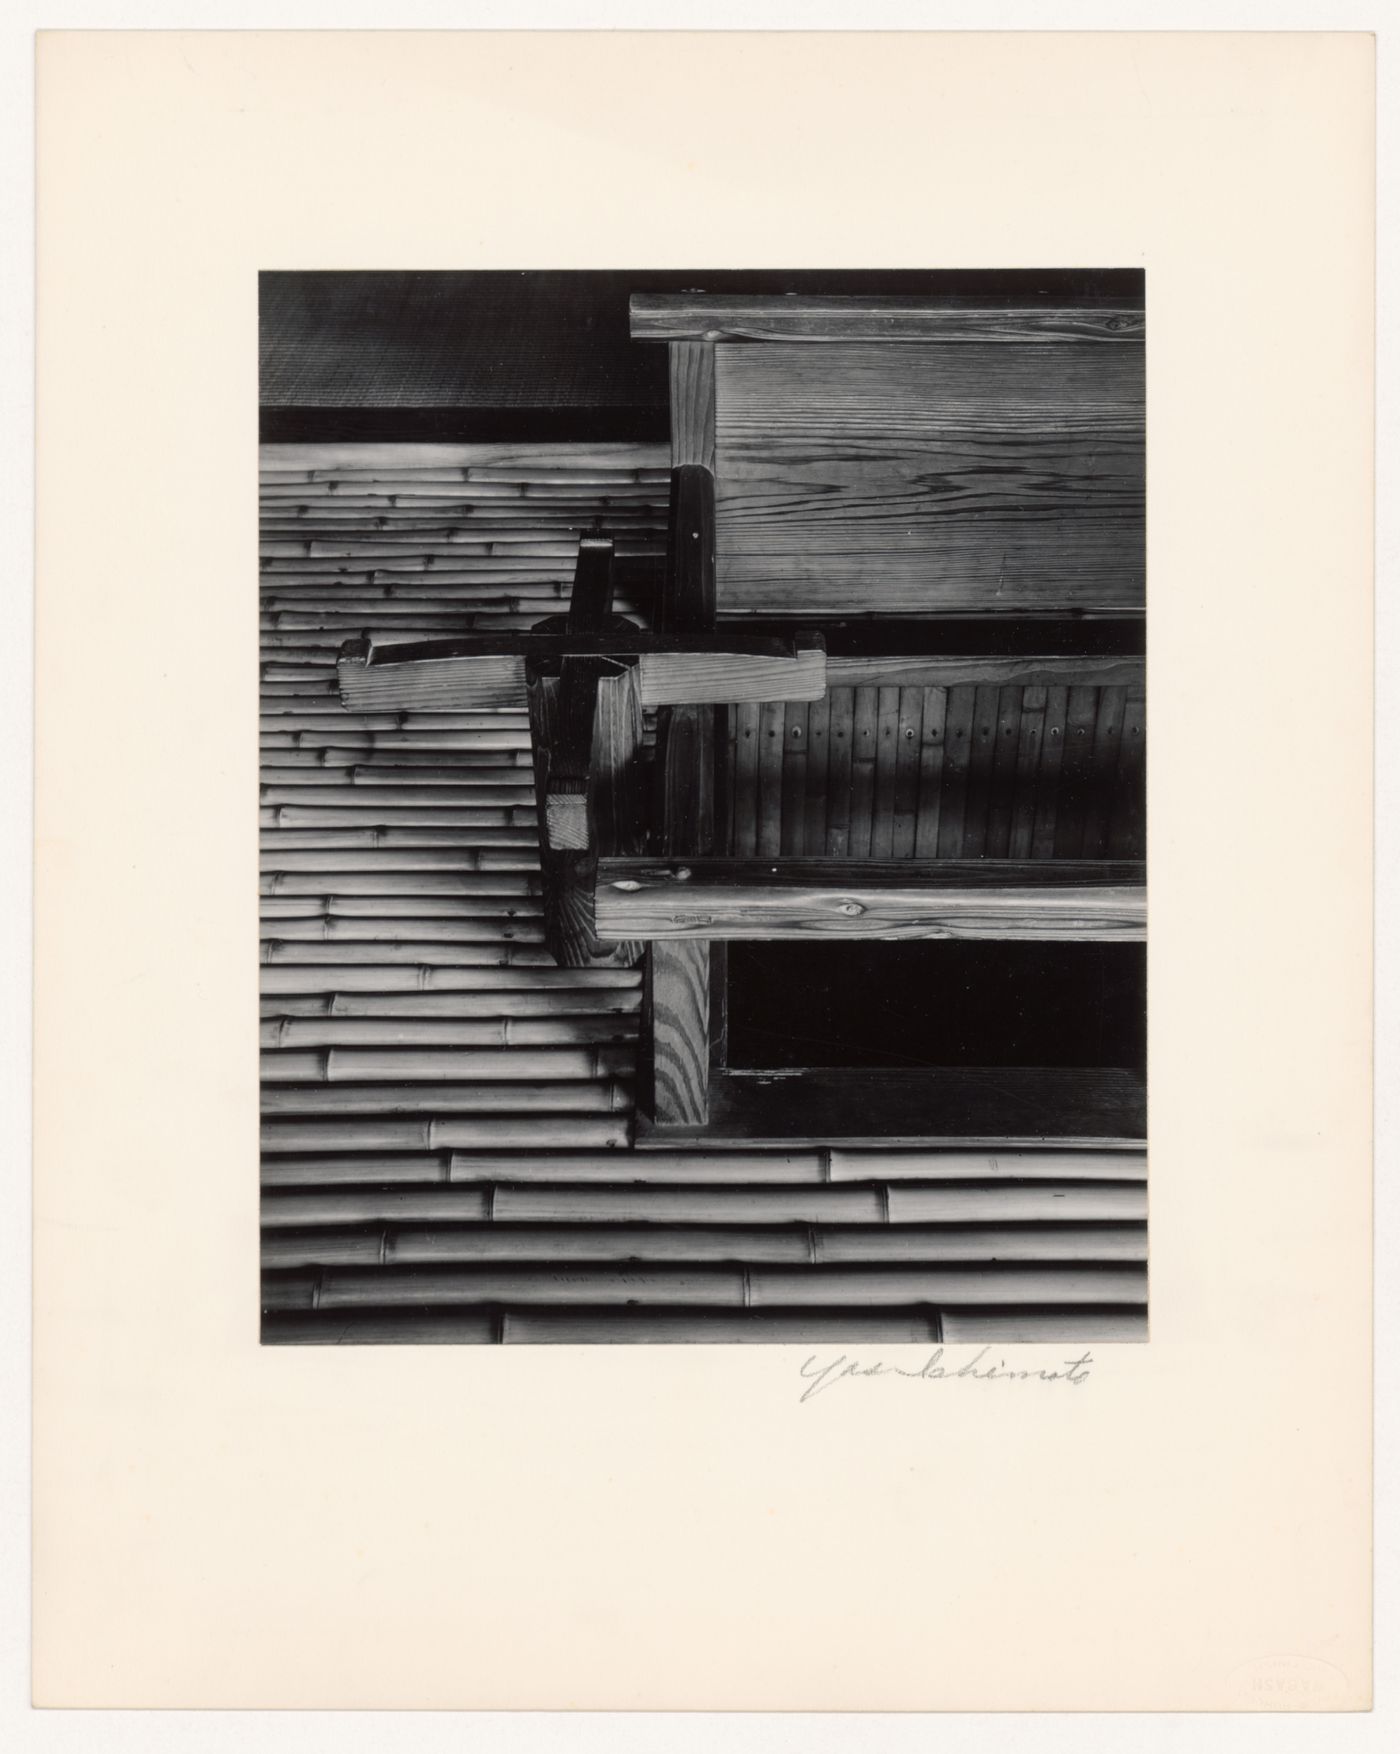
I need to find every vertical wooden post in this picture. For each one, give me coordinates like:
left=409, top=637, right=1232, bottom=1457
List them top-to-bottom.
left=643, top=342, right=718, bottom=1126
left=528, top=538, right=644, bottom=969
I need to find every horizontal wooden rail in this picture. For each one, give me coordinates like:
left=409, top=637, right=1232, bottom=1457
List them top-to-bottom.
left=630, top=294, right=1145, bottom=344
left=337, top=631, right=825, bottom=711
left=597, top=858, right=1146, bottom=941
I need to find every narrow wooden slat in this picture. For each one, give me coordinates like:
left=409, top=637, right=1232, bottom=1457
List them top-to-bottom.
left=260, top=440, right=669, bottom=473
left=935, top=685, right=975, bottom=858
left=984, top=685, right=1023, bottom=858
left=1031, top=685, right=1070, bottom=859
left=1052, top=685, right=1103, bottom=857
left=824, top=686, right=855, bottom=857
left=912, top=686, right=947, bottom=858
left=1008, top=686, right=1047, bottom=859
left=849, top=687, right=879, bottom=858
left=868, top=687, right=902, bottom=858
left=891, top=688, right=924, bottom=858
left=802, top=690, right=831, bottom=855
left=1110, top=692, right=1147, bottom=858
left=755, top=699, right=786, bottom=857
left=730, top=701, right=760, bottom=856
left=780, top=701, right=809, bottom=856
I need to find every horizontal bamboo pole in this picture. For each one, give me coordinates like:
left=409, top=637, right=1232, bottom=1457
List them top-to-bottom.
left=261, top=709, right=529, bottom=729
left=260, top=769, right=536, bottom=792
left=260, top=784, right=538, bottom=812
left=260, top=807, right=538, bottom=828
left=260, top=829, right=539, bottom=850
left=260, top=871, right=539, bottom=896
left=260, top=896, right=542, bottom=920
left=259, top=921, right=545, bottom=945
left=260, top=942, right=554, bottom=966
left=259, top=963, right=641, bottom=994
left=261, top=991, right=639, bottom=1022
left=261, top=1016, right=636, bottom=1049
left=260, top=1045, right=633, bottom=1083
left=260, top=1079, right=631, bottom=1115
left=261, top=1115, right=633, bottom=1152
left=446, top=1148, right=822, bottom=1184
left=833, top=1149, right=1146, bottom=1182
left=259, top=1153, right=458, bottom=1191
left=261, top=1183, right=884, bottom=1225
left=490, top=1184, right=1140, bottom=1224
left=260, top=1222, right=1145, bottom=1272
left=262, top=1225, right=821, bottom=1270
left=261, top=1261, right=1144, bottom=1312
left=747, top=1264, right=1146, bottom=1307
left=261, top=1265, right=748, bottom=1311
left=940, top=1308, right=1147, bottom=1343
left=261, top=1309, right=501, bottom=1344
left=500, top=1311, right=942, bottom=1345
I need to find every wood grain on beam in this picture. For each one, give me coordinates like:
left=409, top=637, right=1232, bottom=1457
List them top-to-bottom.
left=632, top=294, right=1145, bottom=344
left=669, top=343, right=716, bottom=470
left=338, top=631, right=826, bottom=712
left=826, top=653, right=1144, bottom=691
left=597, top=857, right=1145, bottom=941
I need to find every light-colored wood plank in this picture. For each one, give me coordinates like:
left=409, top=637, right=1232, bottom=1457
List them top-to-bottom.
left=631, top=293, right=1144, bottom=344
left=669, top=341, right=716, bottom=471
left=713, top=341, right=1143, bottom=615
left=826, top=653, right=1144, bottom=691
left=596, top=857, right=1146, bottom=941
left=645, top=941, right=710, bottom=1127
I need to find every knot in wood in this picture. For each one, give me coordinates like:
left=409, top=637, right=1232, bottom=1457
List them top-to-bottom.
left=836, top=899, right=864, bottom=917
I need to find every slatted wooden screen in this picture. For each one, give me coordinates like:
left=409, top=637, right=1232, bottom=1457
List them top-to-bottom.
left=725, top=683, right=1145, bottom=860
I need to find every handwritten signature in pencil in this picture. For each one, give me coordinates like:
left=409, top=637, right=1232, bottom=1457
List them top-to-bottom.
left=797, top=1347, right=1095, bottom=1403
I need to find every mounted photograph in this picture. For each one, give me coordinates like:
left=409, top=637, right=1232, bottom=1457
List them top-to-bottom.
left=257, top=269, right=1147, bottom=1346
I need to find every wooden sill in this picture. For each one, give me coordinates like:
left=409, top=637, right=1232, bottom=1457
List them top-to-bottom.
left=633, top=1066, right=1146, bottom=1151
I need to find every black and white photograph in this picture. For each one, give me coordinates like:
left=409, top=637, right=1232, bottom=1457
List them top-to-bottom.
left=258, top=269, right=1148, bottom=1345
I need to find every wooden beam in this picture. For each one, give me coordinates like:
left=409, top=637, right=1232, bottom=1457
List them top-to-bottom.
left=631, top=293, right=1145, bottom=345
left=337, top=630, right=825, bottom=712
left=825, top=653, right=1144, bottom=691
left=527, top=660, right=644, bottom=969
left=598, top=858, right=1145, bottom=942
left=636, top=1067, right=1147, bottom=1148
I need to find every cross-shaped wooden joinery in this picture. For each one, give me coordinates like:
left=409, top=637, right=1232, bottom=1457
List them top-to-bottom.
left=338, top=526, right=826, bottom=969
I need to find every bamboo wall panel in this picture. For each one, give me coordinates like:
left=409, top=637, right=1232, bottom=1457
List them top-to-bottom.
left=261, top=441, right=1146, bottom=1344
left=728, top=683, right=1145, bottom=860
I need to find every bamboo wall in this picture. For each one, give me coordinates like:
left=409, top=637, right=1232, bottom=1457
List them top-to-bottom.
left=260, top=441, right=1147, bottom=1344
